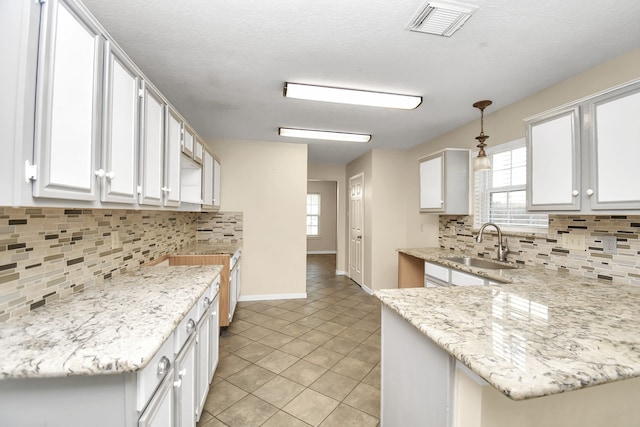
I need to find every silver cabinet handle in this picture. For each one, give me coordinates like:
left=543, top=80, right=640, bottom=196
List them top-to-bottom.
left=203, top=297, right=210, bottom=307
left=186, top=319, right=196, bottom=334
left=157, top=356, right=171, bottom=377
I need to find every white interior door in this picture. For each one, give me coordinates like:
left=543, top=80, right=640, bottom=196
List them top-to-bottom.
left=349, top=174, right=364, bottom=286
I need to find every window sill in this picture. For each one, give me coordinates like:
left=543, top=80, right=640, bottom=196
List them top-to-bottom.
left=470, top=227, right=548, bottom=239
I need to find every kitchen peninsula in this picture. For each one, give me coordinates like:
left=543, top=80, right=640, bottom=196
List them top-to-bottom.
left=378, top=248, right=640, bottom=427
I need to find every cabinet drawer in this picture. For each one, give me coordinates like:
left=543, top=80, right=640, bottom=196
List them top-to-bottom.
left=425, top=262, right=449, bottom=282
left=451, top=270, right=486, bottom=286
left=196, top=284, right=214, bottom=320
left=174, top=303, right=198, bottom=355
left=137, top=335, right=175, bottom=412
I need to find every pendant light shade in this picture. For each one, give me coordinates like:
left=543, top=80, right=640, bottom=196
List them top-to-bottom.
left=473, top=100, right=492, bottom=171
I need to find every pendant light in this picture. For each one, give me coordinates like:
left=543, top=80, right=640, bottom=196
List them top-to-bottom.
left=473, top=100, right=492, bottom=171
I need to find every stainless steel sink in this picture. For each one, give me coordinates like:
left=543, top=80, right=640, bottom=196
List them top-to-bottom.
left=443, top=256, right=518, bottom=270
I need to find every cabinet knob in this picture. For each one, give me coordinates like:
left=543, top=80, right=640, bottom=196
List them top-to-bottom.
left=95, top=169, right=105, bottom=178
left=106, top=171, right=116, bottom=180
left=586, top=189, right=594, bottom=196
left=572, top=190, right=579, bottom=197
left=203, top=297, right=210, bottom=307
left=186, top=319, right=195, bottom=334
left=157, top=356, right=171, bottom=377
left=178, top=368, right=187, bottom=378
left=173, top=379, right=182, bottom=389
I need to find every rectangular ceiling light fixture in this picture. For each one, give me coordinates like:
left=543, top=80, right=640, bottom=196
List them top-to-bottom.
left=407, top=1, right=478, bottom=37
left=283, top=82, right=422, bottom=110
left=279, top=127, right=371, bottom=143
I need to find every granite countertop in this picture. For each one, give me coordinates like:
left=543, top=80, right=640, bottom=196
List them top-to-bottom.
left=177, top=241, right=242, bottom=256
left=377, top=248, right=640, bottom=400
left=0, top=265, right=222, bottom=380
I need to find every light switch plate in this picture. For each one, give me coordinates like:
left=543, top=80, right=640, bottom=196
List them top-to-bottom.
left=562, top=234, right=585, bottom=250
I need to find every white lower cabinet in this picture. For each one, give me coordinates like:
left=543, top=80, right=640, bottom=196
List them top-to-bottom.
left=196, top=298, right=212, bottom=420
left=175, top=334, right=197, bottom=427
left=139, top=366, right=175, bottom=427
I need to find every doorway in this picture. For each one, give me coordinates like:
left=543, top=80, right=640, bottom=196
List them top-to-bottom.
left=349, top=173, right=364, bottom=286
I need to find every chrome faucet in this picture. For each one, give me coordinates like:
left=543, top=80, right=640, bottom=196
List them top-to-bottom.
left=476, top=222, right=510, bottom=262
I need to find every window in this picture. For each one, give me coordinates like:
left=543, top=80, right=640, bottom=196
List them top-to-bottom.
left=474, top=139, right=548, bottom=232
left=306, top=193, right=321, bottom=236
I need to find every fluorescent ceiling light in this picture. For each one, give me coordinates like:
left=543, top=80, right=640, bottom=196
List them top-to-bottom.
left=283, top=83, right=422, bottom=110
left=279, top=127, right=371, bottom=143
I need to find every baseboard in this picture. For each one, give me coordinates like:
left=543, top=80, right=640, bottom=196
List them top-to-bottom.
left=306, top=251, right=337, bottom=255
left=335, top=270, right=347, bottom=276
left=360, top=284, right=373, bottom=295
left=239, top=293, right=308, bottom=302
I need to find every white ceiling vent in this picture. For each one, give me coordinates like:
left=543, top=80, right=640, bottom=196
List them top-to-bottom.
left=407, top=1, right=478, bottom=37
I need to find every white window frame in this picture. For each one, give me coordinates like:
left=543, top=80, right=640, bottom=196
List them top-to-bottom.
left=474, top=138, right=548, bottom=233
left=306, top=193, right=321, bottom=237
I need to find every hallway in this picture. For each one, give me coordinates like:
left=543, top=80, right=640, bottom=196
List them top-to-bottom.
left=197, top=254, right=381, bottom=426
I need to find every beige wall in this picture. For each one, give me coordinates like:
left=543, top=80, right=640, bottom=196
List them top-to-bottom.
left=404, top=47, right=640, bottom=248
left=207, top=139, right=308, bottom=299
left=307, top=163, right=347, bottom=274
left=306, top=180, right=337, bottom=254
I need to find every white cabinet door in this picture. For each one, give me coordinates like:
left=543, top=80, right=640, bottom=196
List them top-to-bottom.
left=33, top=0, right=103, bottom=201
left=101, top=41, right=139, bottom=204
left=140, top=82, right=165, bottom=206
left=589, top=86, right=640, bottom=210
left=164, top=107, right=182, bottom=207
left=526, top=107, right=581, bottom=211
left=182, top=125, right=195, bottom=158
left=194, top=138, right=204, bottom=165
left=201, top=150, right=214, bottom=209
left=419, top=154, right=443, bottom=210
left=213, top=157, right=221, bottom=209
left=208, top=294, right=220, bottom=383
left=195, top=305, right=211, bottom=421
left=175, top=334, right=197, bottom=427
left=139, top=367, right=175, bottom=427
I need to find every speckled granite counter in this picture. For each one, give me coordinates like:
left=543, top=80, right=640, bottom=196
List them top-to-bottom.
left=377, top=248, right=640, bottom=400
left=0, top=265, right=222, bottom=379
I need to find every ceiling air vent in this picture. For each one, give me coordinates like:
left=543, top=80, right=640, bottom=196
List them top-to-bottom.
left=406, top=1, right=478, bottom=37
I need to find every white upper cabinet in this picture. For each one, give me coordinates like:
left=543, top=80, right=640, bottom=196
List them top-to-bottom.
left=33, top=0, right=104, bottom=201
left=100, top=41, right=139, bottom=204
left=526, top=79, right=640, bottom=213
left=139, top=82, right=166, bottom=206
left=589, top=85, right=640, bottom=210
left=164, top=107, right=182, bottom=207
left=526, top=107, right=581, bottom=211
left=182, top=125, right=195, bottom=158
left=194, top=137, right=204, bottom=165
left=202, top=149, right=214, bottom=209
left=419, top=149, right=469, bottom=214
left=213, top=157, right=221, bottom=210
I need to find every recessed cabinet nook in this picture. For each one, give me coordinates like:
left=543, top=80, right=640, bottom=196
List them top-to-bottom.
left=4, top=0, right=221, bottom=212
left=526, top=79, right=640, bottom=213
left=419, top=148, right=470, bottom=214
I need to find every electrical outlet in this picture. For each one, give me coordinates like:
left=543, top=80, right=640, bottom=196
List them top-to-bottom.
left=112, top=230, right=121, bottom=249
left=561, top=234, right=585, bottom=250
left=602, top=235, right=617, bottom=255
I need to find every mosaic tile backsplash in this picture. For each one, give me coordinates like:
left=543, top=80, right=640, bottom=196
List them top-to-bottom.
left=0, top=208, right=198, bottom=322
left=197, top=211, right=243, bottom=244
left=440, top=215, right=640, bottom=286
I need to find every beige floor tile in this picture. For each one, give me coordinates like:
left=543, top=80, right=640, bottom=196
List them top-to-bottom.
left=291, top=305, right=321, bottom=315
left=262, top=306, right=290, bottom=317
left=312, top=309, right=339, bottom=321
left=279, top=310, right=307, bottom=322
left=244, top=312, right=273, bottom=326
left=330, top=314, right=360, bottom=327
left=296, top=316, right=326, bottom=329
left=261, top=317, right=292, bottom=331
left=226, top=319, right=254, bottom=334
left=352, top=320, right=379, bottom=333
left=314, top=321, right=348, bottom=336
left=280, top=322, right=313, bottom=338
left=238, top=325, right=273, bottom=341
left=337, top=327, right=372, bottom=343
left=298, top=329, right=333, bottom=346
left=259, top=331, right=295, bottom=348
left=219, top=334, right=252, bottom=353
left=362, top=334, right=380, bottom=349
left=321, top=336, right=359, bottom=355
left=280, top=339, right=319, bottom=358
left=233, top=341, right=275, bottom=363
left=348, top=344, right=381, bottom=366
left=303, top=347, right=344, bottom=369
left=255, top=350, right=300, bottom=374
left=214, top=354, right=251, bottom=379
left=330, top=356, right=374, bottom=381
left=280, top=359, right=327, bottom=387
left=226, top=364, right=276, bottom=393
left=362, top=365, right=381, bottom=389
left=309, top=371, right=358, bottom=401
left=253, top=375, right=306, bottom=408
left=203, top=379, right=248, bottom=415
left=344, top=383, right=380, bottom=417
left=283, top=389, right=340, bottom=426
left=217, top=394, right=277, bottom=427
left=319, top=403, right=378, bottom=427
left=197, top=409, right=214, bottom=424
left=262, top=411, right=312, bottom=427
left=197, top=415, right=229, bottom=427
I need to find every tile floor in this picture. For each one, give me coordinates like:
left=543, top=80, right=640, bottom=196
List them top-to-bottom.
left=197, top=254, right=381, bottom=427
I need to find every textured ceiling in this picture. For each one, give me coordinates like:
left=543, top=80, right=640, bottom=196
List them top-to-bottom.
left=81, top=0, right=640, bottom=164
